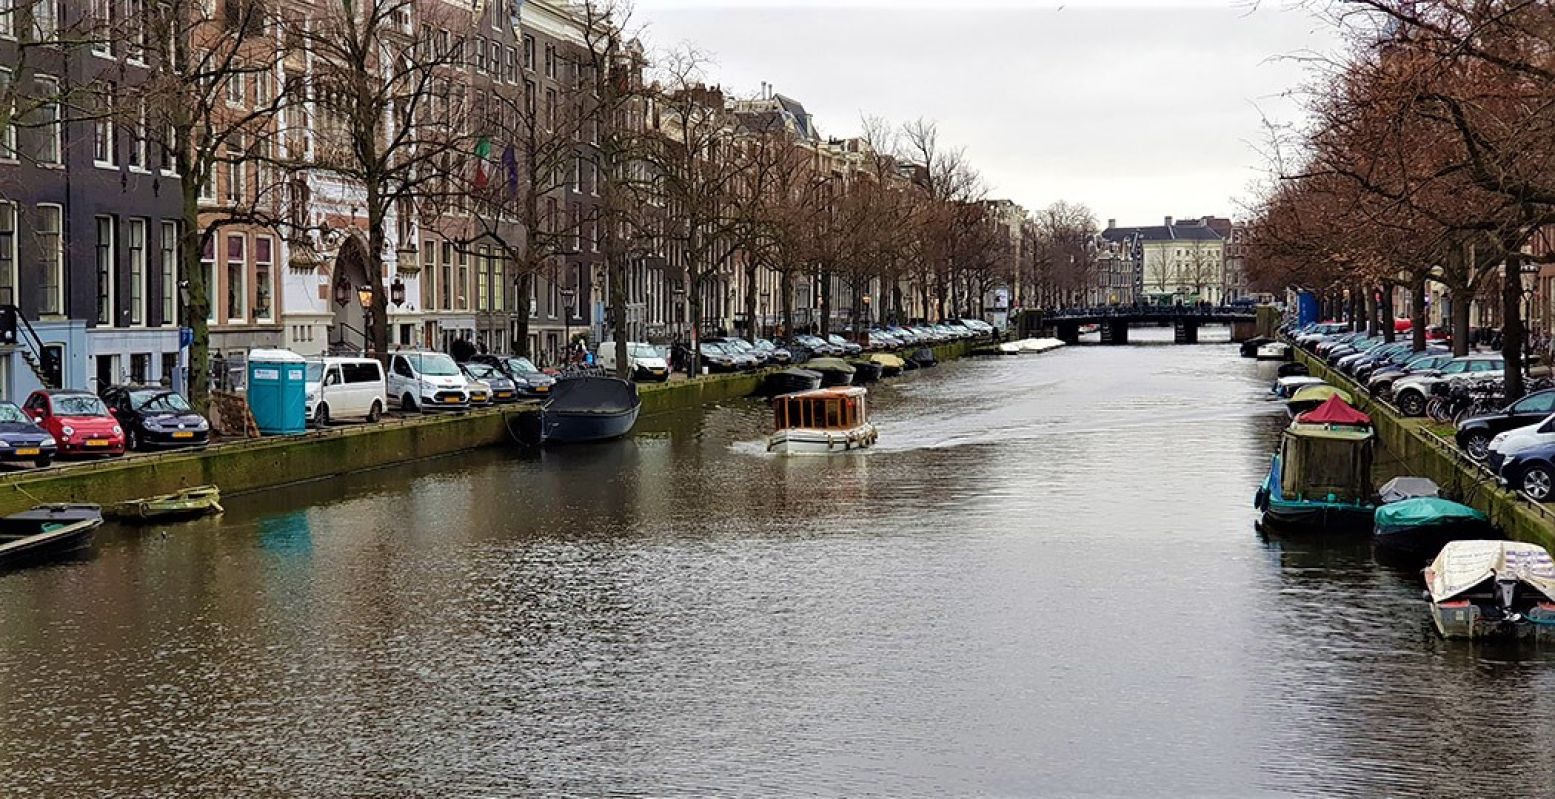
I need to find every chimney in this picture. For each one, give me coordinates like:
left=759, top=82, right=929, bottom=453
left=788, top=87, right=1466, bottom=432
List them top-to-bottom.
left=1164, top=216, right=1174, bottom=227
left=1107, top=218, right=1116, bottom=230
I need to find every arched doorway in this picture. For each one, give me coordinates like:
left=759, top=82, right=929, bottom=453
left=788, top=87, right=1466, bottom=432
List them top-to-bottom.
left=330, top=236, right=371, bottom=354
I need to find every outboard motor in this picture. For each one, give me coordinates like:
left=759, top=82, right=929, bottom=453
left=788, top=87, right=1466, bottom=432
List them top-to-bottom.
left=1496, top=578, right=1521, bottom=622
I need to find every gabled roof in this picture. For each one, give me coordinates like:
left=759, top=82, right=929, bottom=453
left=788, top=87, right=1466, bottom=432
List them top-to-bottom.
left=1101, top=224, right=1225, bottom=243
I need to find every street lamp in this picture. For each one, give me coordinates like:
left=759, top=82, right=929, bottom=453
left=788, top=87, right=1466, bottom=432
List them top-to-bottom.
left=333, top=275, right=351, bottom=308
left=390, top=278, right=407, bottom=307
left=357, top=284, right=374, bottom=310
left=671, top=284, right=686, bottom=341
left=560, top=285, right=577, bottom=356
left=759, top=288, right=771, bottom=338
left=862, top=294, right=872, bottom=326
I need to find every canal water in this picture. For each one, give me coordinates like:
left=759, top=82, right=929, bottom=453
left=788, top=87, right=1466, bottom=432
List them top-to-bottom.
left=4, top=328, right=1555, bottom=797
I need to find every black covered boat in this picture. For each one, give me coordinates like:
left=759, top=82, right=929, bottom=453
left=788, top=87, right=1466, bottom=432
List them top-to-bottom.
left=1240, top=336, right=1273, bottom=357
left=910, top=347, right=937, bottom=368
left=804, top=358, right=856, bottom=387
left=849, top=360, right=884, bottom=384
left=1276, top=362, right=1310, bottom=378
left=764, top=368, right=823, bottom=396
left=540, top=376, right=641, bottom=444
left=0, top=504, right=103, bottom=569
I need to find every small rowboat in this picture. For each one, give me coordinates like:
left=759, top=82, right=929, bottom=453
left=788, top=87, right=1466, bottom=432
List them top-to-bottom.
left=108, top=485, right=223, bottom=522
left=0, top=504, right=103, bottom=568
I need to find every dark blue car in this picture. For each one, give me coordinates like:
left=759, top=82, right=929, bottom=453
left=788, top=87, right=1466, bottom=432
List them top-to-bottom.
left=0, top=401, right=57, bottom=467
left=1498, top=439, right=1555, bottom=502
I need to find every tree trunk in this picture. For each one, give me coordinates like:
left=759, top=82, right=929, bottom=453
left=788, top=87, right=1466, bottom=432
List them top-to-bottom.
left=366, top=186, right=390, bottom=359
left=181, top=191, right=211, bottom=413
left=610, top=253, right=629, bottom=381
left=1504, top=253, right=1526, bottom=401
left=743, top=259, right=758, bottom=342
left=818, top=267, right=832, bottom=336
left=513, top=270, right=533, bottom=357
left=781, top=270, right=795, bottom=342
left=1411, top=274, right=1427, bottom=352
left=687, top=275, right=703, bottom=375
left=1379, top=283, right=1395, bottom=343
left=1350, top=285, right=1365, bottom=333
left=1365, top=286, right=1379, bottom=336
left=1451, top=288, right=1471, bottom=357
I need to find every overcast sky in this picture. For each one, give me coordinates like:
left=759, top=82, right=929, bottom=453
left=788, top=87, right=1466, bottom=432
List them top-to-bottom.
left=628, top=0, right=1345, bottom=227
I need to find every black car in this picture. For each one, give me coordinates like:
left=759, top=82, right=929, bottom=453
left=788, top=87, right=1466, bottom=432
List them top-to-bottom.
left=471, top=354, right=557, bottom=397
left=101, top=385, right=211, bottom=451
left=1455, top=389, right=1555, bottom=462
left=0, top=401, right=57, bottom=467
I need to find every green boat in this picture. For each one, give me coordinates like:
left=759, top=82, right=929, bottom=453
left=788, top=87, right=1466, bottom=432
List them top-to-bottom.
left=1255, top=396, right=1376, bottom=532
left=107, top=485, right=223, bottom=522
left=1374, top=497, right=1492, bottom=559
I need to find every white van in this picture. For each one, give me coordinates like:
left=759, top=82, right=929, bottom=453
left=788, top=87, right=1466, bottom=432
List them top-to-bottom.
left=596, top=342, right=671, bottom=382
left=387, top=351, right=470, bottom=412
left=305, top=357, right=388, bottom=426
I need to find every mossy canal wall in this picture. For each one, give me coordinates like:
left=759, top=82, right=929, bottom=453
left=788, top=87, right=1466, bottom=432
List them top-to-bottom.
left=0, top=340, right=975, bottom=515
left=1293, top=348, right=1555, bottom=550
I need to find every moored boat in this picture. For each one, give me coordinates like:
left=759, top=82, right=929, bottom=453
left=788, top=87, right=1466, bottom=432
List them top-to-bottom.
left=1240, top=336, right=1273, bottom=357
left=1256, top=342, right=1292, bottom=361
left=909, top=347, right=938, bottom=368
left=868, top=353, right=906, bottom=376
left=804, top=358, right=856, bottom=387
left=849, top=360, right=884, bottom=384
left=1276, top=362, right=1310, bottom=378
left=764, top=368, right=822, bottom=397
left=1271, top=375, right=1325, bottom=399
left=540, top=376, right=641, bottom=444
left=1287, top=384, right=1353, bottom=417
left=768, top=386, right=878, bottom=455
left=1254, top=396, right=1376, bottom=532
left=1378, top=476, right=1440, bottom=504
left=107, top=485, right=223, bottom=522
left=1373, top=497, right=1492, bottom=559
left=0, top=504, right=103, bottom=569
left=1425, top=540, right=1555, bottom=639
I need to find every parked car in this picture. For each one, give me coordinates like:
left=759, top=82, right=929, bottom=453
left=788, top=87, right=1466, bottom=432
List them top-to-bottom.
left=791, top=334, right=841, bottom=357
left=825, top=334, right=863, bottom=357
left=720, top=338, right=771, bottom=367
left=751, top=339, right=793, bottom=365
left=699, top=341, right=752, bottom=372
left=596, top=342, right=671, bottom=382
left=387, top=351, right=470, bottom=412
left=1368, top=351, right=1453, bottom=398
left=471, top=354, right=556, bottom=397
left=1393, top=355, right=1504, bottom=416
left=303, top=357, right=387, bottom=425
left=461, top=361, right=519, bottom=403
left=464, top=376, right=493, bottom=407
left=102, top=385, right=211, bottom=450
left=22, top=389, right=125, bottom=458
left=1455, top=389, right=1555, bottom=462
left=0, top=401, right=56, bottom=467
left=1496, top=436, right=1555, bottom=501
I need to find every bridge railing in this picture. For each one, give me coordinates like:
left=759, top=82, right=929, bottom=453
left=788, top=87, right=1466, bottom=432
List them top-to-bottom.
left=1031, top=306, right=1258, bottom=321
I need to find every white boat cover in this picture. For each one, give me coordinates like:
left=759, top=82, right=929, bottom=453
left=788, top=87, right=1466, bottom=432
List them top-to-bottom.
left=998, top=342, right=1022, bottom=354
left=1258, top=343, right=1291, bottom=355
left=1274, top=376, right=1325, bottom=393
left=1427, top=540, right=1555, bottom=603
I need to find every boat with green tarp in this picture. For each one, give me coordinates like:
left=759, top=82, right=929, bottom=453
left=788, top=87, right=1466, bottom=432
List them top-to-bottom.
left=1256, top=395, right=1376, bottom=532
left=107, top=485, right=223, bottom=522
left=1374, top=497, right=1493, bottom=559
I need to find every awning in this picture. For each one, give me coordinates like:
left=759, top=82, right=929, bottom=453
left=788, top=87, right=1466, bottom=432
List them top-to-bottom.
left=1296, top=395, right=1370, bottom=426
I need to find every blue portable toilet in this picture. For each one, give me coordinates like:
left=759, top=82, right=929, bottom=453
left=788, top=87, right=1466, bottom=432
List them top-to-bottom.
left=246, top=349, right=308, bottom=435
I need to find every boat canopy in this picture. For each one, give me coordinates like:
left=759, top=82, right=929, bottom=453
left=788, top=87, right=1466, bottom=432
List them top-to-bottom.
left=804, top=358, right=855, bottom=373
left=545, top=376, right=640, bottom=414
left=1290, top=385, right=1353, bottom=406
left=774, top=387, right=868, bottom=432
left=1296, top=395, right=1371, bottom=427
left=1280, top=420, right=1374, bottom=502
left=1378, top=476, right=1440, bottom=503
left=1374, top=497, right=1487, bottom=536
left=1427, top=540, right=1555, bottom=603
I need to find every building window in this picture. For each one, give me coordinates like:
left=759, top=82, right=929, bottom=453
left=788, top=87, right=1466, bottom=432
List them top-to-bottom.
left=0, top=0, right=13, bottom=38
left=32, top=0, right=54, bottom=39
left=90, top=0, right=110, bottom=55
left=125, top=0, right=145, bottom=61
left=523, top=35, right=534, bottom=70
left=544, top=43, right=555, bottom=78
left=505, top=46, right=516, bottom=83
left=255, top=68, right=271, bottom=106
left=0, top=69, right=12, bottom=159
left=226, top=72, right=243, bottom=105
left=34, top=76, right=60, bottom=165
left=93, top=84, right=116, bottom=165
left=128, top=98, right=146, bottom=169
left=224, top=138, right=243, bottom=202
left=0, top=202, right=13, bottom=305
left=36, top=205, right=60, bottom=314
left=95, top=216, right=115, bottom=325
left=127, top=218, right=146, bottom=325
left=160, top=221, right=178, bottom=325
left=225, top=234, right=245, bottom=321
left=254, top=235, right=273, bottom=319
left=201, top=238, right=215, bottom=322
left=421, top=239, right=436, bottom=307
left=477, top=246, right=490, bottom=311
left=457, top=249, right=468, bottom=310
left=440, top=251, right=452, bottom=311
left=492, top=255, right=504, bottom=311
left=130, top=353, right=148, bottom=383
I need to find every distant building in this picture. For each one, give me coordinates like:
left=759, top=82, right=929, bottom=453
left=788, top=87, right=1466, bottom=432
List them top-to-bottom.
left=1101, top=216, right=1226, bottom=305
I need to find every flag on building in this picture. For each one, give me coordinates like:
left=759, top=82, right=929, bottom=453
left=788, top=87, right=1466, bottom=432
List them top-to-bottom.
left=473, top=137, right=492, bottom=189
left=501, top=144, right=518, bottom=196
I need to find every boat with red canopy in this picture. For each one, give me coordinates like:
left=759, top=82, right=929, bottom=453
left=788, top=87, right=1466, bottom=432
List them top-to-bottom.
left=1255, top=396, right=1376, bottom=531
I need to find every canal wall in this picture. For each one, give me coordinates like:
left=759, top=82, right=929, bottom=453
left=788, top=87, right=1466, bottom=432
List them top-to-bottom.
left=0, top=339, right=976, bottom=515
left=1293, top=348, right=1555, bottom=549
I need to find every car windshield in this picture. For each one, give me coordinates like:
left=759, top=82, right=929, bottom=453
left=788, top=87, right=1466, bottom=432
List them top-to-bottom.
left=702, top=342, right=728, bottom=354
left=628, top=344, right=659, bottom=358
left=408, top=353, right=460, bottom=376
left=506, top=357, right=539, bottom=374
left=305, top=362, right=325, bottom=382
left=465, top=363, right=495, bottom=378
left=131, top=390, right=192, bottom=412
left=54, top=395, right=107, bottom=416
left=0, top=403, right=27, bottom=424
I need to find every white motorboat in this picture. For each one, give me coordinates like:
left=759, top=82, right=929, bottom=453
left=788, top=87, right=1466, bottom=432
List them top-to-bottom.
left=1015, top=337, right=1067, bottom=354
left=1256, top=342, right=1292, bottom=361
left=768, top=386, right=878, bottom=455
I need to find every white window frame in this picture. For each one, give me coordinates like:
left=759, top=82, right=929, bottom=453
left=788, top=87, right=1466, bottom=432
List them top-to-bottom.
left=0, top=0, right=14, bottom=39
left=32, top=0, right=55, bottom=40
left=90, top=0, right=111, bottom=56
left=125, top=0, right=145, bottom=62
left=0, top=68, right=13, bottom=160
left=225, top=72, right=243, bottom=106
left=92, top=84, right=115, bottom=167
left=128, top=98, right=147, bottom=170
left=224, top=138, right=244, bottom=202
left=0, top=202, right=15, bottom=306
left=36, top=204, right=61, bottom=315
left=95, top=216, right=116, bottom=326
left=127, top=218, right=146, bottom=326
left=160, top=221, right=177, bottom=326
left=224, top=233, right=245, bottom=323
left=253, top=234, right=273, bottom=321
left=201, top=238, right=215, bottom=323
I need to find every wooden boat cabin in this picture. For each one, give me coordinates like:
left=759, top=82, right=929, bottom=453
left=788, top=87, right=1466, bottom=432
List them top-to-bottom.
left=769, top=386, right=878, bottom=455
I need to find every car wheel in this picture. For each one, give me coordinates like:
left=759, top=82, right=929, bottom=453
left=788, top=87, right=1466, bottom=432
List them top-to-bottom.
left=1398, top=391, right=1426, bottom=417
left=402, top=393, right=419, bottom=413
left=367, top=401, right=383, bottom=423
left=316, top=403, right=330, bottom=427
left=1463, top=432, right=1492, bottom=462
left=33, top=456, right=51, bottom=468
left=1524, top=465, right=1555, bottom=502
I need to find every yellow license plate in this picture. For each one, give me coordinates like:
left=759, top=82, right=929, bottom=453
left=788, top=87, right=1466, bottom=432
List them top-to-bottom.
left=536, top=385, right=549, bottom=392
left=496, top=392, right=512, bottom=399
left=443, top=397, right=460, bottom=403
left=172, top=431, right=195, bottom=439
left=86, top=440, right=110, bottom=447
left=15, top=448, right=39, bottom=456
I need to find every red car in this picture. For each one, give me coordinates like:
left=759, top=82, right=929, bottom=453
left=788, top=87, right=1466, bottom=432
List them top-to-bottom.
left=22, top=389, right=126, bottom=458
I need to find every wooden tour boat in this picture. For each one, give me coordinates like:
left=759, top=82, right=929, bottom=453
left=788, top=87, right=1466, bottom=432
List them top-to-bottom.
left=768, top=386, right=878, bottom=455
left=107, top=485, right=224, bottom=522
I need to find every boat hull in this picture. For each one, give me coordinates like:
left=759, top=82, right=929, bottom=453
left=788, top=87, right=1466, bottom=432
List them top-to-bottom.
left=764, top=370, right=823, bottom=396
left=815, top=370, right=854, bottom=388
left=541, top=407, right=641, bottom=444
left=768, top=424, right=878, bottom=455
left=1255, top=456, right=1376, bottom=533
left=108, top=486, right=223, bottom=522
left=0, top=506, right=103, bottom=569
left=1430, top=601, right=1555, bottom=640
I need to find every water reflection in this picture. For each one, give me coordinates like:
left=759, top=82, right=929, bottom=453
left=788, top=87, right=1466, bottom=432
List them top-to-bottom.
left=1, top=329, right=1554, bottom=795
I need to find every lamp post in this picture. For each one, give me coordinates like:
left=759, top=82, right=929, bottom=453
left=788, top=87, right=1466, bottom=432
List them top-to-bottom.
left=671, top=284, right=686, bottom=342
left=560, top=285, right=577, bottom=360
left=759, top=288, right=771, bottom=338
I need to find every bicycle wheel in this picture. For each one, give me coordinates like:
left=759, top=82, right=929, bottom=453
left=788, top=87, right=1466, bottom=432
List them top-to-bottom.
left=1427, top=398, right=1452, bottom=424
